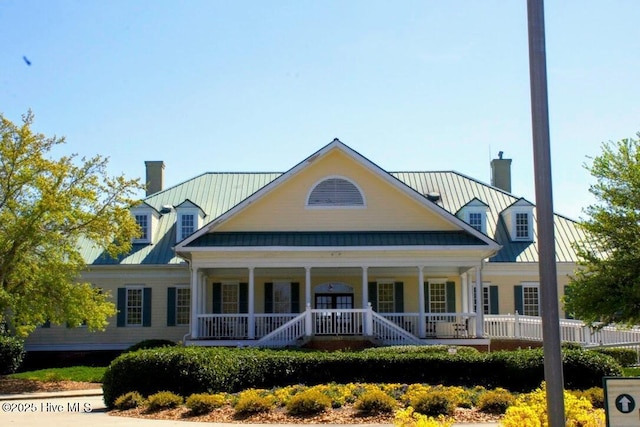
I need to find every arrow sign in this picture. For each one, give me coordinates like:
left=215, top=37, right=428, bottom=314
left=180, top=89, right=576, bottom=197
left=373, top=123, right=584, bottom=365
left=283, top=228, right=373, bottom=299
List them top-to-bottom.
left=615, top=394, right=635, bottom=414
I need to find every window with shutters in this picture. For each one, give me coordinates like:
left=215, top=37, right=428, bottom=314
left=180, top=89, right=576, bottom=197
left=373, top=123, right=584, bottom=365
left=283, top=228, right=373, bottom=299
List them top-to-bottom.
left=307, top=176, right=364, bottom=208
left=273, top=281, right=292, bottom=314
left=429, top=281, right=447, bottom=313
left=222, top=282, right=239, bottom=314
left=377, top=282, right=395, bottom=313
left=523, top=283, right=540, bottom=316
left=473, top=285, right=491, bottom=315
left=126, top=287, right=143, bottom=326
left=176, top=287, right=190, bottom=325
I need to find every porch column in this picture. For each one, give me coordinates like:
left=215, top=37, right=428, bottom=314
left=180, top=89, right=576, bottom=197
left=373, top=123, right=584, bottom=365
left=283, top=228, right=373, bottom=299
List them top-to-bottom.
left=475, top=263, right=485, bottom=336
left=190, top=266, right=199, bottom=339
left=362, top=266, right=371, bottom=335
left=418, top=266, right=425, bottom=338
left=248, top=267, right=255, bottom=339
left=305, top=267, right=312, bottom=306
left=467, top=271, right=474, bottom=314
left=199, top=272, right=206, bottom=316
left=461, top=272, right=469, bottom=313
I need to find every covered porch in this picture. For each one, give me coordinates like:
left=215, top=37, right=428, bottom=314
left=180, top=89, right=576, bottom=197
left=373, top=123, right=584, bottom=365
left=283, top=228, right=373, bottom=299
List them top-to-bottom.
left=186, top=262, right=490, bottom=347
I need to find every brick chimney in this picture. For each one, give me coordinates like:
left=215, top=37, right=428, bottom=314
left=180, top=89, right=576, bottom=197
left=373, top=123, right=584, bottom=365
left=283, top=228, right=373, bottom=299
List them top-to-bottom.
left=490, top=152, right=512, bottom=193
left=145, top=161, right=165, bottom=196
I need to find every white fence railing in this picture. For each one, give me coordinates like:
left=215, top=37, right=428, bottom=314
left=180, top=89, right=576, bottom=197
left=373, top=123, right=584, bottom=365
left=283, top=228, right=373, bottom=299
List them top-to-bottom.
left=255, top=312, right=307, bottom=348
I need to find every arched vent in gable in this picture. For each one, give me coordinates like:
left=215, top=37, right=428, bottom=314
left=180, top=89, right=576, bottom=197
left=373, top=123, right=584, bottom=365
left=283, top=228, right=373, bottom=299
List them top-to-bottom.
left=307, top=177, right=364, bottom=207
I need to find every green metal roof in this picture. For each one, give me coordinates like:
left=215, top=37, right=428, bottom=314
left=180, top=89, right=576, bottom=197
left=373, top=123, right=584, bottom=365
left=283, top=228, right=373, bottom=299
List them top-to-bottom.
left=80, top=169, right=587, bottom=265
left=187, top=231, right=488, bottom=247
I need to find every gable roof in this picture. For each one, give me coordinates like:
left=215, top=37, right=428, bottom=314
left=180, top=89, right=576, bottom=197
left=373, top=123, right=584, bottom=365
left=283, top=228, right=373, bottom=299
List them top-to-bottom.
left=79, top=142, right=587, bottom=265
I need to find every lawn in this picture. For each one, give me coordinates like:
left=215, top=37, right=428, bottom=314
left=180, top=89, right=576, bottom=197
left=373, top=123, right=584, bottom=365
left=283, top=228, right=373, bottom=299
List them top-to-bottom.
left=9, top=366, right=106, bottom=383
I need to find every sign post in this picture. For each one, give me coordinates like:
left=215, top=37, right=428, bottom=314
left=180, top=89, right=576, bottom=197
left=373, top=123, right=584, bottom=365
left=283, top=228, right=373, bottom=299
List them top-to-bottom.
left=603, top=377, right=640, bottom=426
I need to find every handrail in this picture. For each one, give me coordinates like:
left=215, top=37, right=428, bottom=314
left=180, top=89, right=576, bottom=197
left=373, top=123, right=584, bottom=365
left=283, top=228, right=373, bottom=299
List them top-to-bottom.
left=255, top=311, right=307, bottom=348
left=370, top=311, right=422, bottom=345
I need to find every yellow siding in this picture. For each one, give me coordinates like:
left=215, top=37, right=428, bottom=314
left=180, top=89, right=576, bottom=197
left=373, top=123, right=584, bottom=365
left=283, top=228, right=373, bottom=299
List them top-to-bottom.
left=217, top=149, right=457, bottom=232
left=481, top=274, right=571, bottom=315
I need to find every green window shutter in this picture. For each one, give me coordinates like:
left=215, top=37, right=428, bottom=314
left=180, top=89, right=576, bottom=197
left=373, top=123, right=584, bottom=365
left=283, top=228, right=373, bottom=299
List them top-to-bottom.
left=446, top=281, right=456, bottom=312
left=291, top=282, right=300, bottom=313
left=368, top=282, right=377, bottom=311
left=394, top=282, right=404, bottom=312
left=424, top=282, right=431, bottom=313
left=212, top=283, right=222, bottom=314
left=239, top=283, right=248, bottom=313
left=264, top=283, right=273, bottom=313
left=514, top=285, right=523, bottom=314
left=489, top=286, right=499, bottom=314
left=167, top=287, right=176, bottom=326
left=117, top=288, right=126, bottom=327
left=143, top=288, right=152, bottom=327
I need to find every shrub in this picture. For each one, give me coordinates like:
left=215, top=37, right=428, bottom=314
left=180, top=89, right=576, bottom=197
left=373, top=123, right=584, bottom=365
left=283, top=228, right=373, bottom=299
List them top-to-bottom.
left=0, top=335, right=24, bottom=375
left=126, top=339, right=177, bottom=353
left=592, top=347, right=637, bottom=367
left=570, top=387, right=604, bottom=409
left=286, top=388, right=332, bottom=415
left=476, top=388, right=515, bottom=414
left=234, top=389, right=275, bottom=415
left=354, top=389, right=397, bottom=413
left=410, top=389, right=457, bottom=417
left=113, top=391, right=146, bottom=410
left=146, top=391, right=184, bottom=412
left=185, top=393, right=226, bottom=415
left=394, top=407, right=455, bottom=427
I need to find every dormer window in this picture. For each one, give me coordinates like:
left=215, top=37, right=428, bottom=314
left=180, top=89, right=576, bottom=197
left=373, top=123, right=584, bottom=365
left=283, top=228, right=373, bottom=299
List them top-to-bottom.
left=307, top=176, right=365, bottom=208
left=456, top=198, right=489, bottom=234
left=501, top=198, right=534, bottom=242
left=175, top=199, right=206, bottom=242
left=131, top=203, right=159, bottom=244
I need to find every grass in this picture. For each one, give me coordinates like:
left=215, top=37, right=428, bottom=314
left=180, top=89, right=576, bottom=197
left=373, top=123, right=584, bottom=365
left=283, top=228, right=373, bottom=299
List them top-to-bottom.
left=9, top=366, right=106, bottom=383
left=623, top=367, right=640, bottom=377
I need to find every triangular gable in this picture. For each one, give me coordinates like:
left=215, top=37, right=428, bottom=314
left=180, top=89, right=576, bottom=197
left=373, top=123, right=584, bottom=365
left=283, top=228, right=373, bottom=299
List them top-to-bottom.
left=177, top=139, right=500, bottom=249
left=175, top=199, right=206, bottom=216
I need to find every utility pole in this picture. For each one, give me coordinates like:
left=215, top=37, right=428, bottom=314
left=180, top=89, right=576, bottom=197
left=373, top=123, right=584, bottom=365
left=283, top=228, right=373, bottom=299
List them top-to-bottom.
left=526, top=1, right=565, bottom=426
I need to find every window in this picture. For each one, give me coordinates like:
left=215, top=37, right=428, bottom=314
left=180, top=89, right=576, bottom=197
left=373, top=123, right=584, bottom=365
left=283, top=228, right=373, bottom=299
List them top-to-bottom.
left=307, top=177, right=364, bottom=207
left=468, top=212, right=483, bottom=232
left=515, top=212, right=530, bottom=239
left=135, top=214, right=149, bottom=242
left=180, top=214, right=195, bottom=241
left=273, top=282, right=292, bottom=314
left=377, top=282, right=395, bottom=313
left=429, top=282, right=447, bottom=313
left=222, top=283, right=239, bottom=314
left=522, top=284, right=539, bottom=316
left=473, top=286, right=491, bottom=315
left=176, top=287, right=190, bottom=325
left=126, top=288, right=143, bottom=326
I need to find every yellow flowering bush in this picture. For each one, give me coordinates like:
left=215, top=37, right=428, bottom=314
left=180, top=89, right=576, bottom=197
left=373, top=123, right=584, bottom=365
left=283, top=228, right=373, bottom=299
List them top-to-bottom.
left=501, top=383, right=605, bottom=427
left=233, top=389, right=275, bottom=415
left=394, top=407, right=455, bottom=427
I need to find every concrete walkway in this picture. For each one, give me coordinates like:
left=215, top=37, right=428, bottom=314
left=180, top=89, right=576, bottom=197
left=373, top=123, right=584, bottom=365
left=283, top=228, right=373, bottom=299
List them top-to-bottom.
left=0, top=389, right=499, bottom=427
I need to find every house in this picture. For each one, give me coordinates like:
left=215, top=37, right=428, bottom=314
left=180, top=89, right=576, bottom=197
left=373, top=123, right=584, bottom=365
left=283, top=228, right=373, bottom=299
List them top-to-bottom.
left=24, top=139, right=587, bottom=351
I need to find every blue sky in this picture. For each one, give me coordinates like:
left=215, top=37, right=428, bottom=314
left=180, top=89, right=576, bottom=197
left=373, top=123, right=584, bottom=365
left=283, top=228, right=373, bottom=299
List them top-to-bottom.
left=2, top=1, right=639, bottom=221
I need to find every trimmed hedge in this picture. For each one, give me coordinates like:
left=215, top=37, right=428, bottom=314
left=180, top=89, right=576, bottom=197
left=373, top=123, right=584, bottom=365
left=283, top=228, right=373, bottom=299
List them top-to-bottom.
left=0, top=336, right=25, bottom=375
left=102, top=346, right=622, bottom=408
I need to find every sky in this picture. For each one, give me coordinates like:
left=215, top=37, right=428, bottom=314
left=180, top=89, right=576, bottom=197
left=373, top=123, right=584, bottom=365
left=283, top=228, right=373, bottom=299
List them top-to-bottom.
left=2, top=1, right=640, bottom=221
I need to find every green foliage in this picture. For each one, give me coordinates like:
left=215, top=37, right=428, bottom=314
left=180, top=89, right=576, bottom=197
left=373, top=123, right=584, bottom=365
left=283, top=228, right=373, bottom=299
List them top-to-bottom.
left=0, top=111, right=144, bottom=336
left=565, top=133, right=640, bottom=326
left=0, top=335, right=24, bottom=374
left=126, top=339, right=178, bottom=353
left=363, top=345, right=479, bottom=355
left=101, top=346, right=622, bottom=407
left=592, top=347, right=637, bottom=367
left=10, top=366, right=106, bottom=383
left=285, top=388, right=331, bottom=415
left=354, top=388, right=397, bottom=413
left=476, top=388, right=515, bottom=414
left=234, top=389, right=275, bottom=415
left=410, top=389, right=457, bottom=416
left=113, top=391, right=146, bottom=410
left=146, top=391, right=184, bottom=412
left=185, top=393, right=226, bottom=415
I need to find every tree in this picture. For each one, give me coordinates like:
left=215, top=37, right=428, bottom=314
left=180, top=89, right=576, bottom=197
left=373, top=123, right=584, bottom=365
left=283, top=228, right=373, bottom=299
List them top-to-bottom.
left=0, top=111, right=144, bottom=336
left=564, top=133, right=640, bottom=326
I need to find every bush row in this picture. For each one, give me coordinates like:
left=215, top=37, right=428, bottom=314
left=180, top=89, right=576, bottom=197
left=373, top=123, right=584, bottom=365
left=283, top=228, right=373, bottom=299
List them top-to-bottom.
left=0, top=336, right=25, bottom=375
left=102, top=346, right=622, bottom=408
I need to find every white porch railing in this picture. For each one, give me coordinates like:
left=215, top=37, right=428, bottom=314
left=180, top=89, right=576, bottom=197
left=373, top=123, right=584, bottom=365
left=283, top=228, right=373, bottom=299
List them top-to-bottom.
left=312, top=309, right=366, bottom=335
left=372, top=311, right=423, bottom=345
left=255, top=312, right=307, bottom=348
